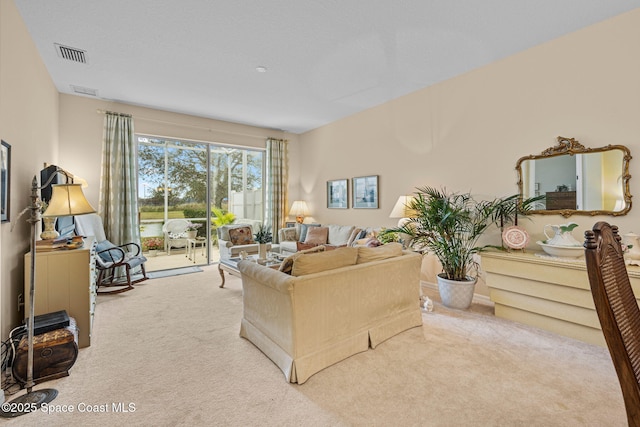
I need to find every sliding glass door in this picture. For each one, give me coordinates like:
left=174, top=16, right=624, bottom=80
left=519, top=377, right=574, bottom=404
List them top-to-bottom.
left=137, top=135, right=264, bottom=271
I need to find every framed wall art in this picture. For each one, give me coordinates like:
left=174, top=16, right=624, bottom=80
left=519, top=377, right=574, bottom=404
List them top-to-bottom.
left=1, top=140, right=10, bottom=223
left=352, top=175, right=378, bottom=209
left=327, top=179, right=348, bottom=209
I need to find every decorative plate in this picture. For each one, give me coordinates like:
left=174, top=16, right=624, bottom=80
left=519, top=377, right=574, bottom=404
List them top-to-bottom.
left=502, top=226, right=530, bottom=250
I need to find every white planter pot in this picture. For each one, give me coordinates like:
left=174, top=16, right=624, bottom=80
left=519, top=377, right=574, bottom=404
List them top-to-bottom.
left=186, top=230, right=197, bottom=239
left=258, top=243, right=268, bottom=260
left=437, top=274, right=477, bottom=310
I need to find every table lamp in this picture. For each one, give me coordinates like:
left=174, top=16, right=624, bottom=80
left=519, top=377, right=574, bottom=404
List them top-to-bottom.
left=0, top=170, right=95, bottom=418
left=389, top=196, right=417, bottom=227
left=289, top=200, right=309, bottom=224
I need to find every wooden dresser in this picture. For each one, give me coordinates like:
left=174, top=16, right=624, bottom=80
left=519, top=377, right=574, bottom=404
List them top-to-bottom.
left=545, top=191, right=576, bottom=210
left=24, top=237, right=97, bottom=348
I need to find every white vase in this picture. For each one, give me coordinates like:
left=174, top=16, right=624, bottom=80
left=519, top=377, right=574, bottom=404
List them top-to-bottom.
left=41, top=217, right=59, bottom=240
left=186, top=230, right=197, bottom=239
left=258, top=243, right=268, bottom=260
left=437, top=274, right=477, bottom=310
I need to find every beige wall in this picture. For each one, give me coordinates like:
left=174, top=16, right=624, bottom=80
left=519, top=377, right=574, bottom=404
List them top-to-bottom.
left=0, top=0, right=60, bottom=337
left=296, top=9, right=640, bottom=295
left=58, top=95, right=294, bottom=210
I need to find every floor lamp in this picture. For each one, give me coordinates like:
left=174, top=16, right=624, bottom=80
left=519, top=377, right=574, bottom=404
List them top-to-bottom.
left=0, top=171, right=95, bottom=418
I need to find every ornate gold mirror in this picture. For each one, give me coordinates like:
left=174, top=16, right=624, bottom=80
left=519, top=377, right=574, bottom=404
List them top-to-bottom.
left=516, top=136, right=632, bottom=217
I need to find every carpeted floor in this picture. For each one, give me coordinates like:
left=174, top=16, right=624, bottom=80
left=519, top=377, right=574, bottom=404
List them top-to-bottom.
left=2, top=265, right=627, bottom=426
left=147, top=266, right=203, bottom=279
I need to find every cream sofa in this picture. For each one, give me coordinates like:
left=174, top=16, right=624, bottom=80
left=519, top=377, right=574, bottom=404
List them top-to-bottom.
left=277, top=223, right=376, bottom=255
left=238, top=244, right=422, bottom=384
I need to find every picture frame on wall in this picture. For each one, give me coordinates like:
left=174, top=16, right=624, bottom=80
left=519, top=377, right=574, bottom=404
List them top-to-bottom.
left=1, top=140, right=11, bottom=223
left=352, top=175, right=378, bottom=209
left=327, top=179, right=348, bottom=209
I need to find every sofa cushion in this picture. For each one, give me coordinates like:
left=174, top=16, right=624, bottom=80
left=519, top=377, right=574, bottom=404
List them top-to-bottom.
left=297, top=223, right=320, bottom=242
left=327, top=225, right=355, bottom=246
left=228, top=226, right=255, bottom=245
left=304, top=226, right=328, bottom=245
left=281, top=228, right=298, bottom=241
left=297, top=241, right=319, bottom=251
left=357, top=242, right=403, bottom=264
left=279, top=245, right=326, bottom=275
left=291, top=247, right=358, bottom=276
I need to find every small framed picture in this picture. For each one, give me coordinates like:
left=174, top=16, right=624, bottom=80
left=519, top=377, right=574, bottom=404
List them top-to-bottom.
left=1, top=140, right=10, bottom=223
left=352, top=175, right=378, bottom=209
left=327, top=179, right=348, bottom=209
left=285, top=222, right=296, bottom=228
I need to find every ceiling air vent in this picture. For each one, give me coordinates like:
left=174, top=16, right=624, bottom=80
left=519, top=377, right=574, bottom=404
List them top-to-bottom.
left=54, top=43, right=87, bottom=64
left=70, top=85, right=98, bottom=97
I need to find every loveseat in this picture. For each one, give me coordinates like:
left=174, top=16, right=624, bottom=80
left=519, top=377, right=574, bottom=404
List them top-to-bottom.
left=238, top=243, right=422, bottom=384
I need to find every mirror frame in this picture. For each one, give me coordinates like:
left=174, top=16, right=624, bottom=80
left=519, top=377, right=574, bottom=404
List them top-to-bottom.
left=516, top=136, right=632, bottom=217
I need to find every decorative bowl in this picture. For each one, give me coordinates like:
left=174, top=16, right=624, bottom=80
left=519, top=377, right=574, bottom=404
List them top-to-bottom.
left=536, top=241, right=584, bottom=258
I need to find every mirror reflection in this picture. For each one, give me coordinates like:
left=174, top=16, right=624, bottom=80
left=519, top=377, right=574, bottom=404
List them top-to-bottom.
left=516, top=137, right=631, bottom=217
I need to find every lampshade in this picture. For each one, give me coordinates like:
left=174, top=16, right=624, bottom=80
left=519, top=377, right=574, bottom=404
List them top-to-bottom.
left=42, top=184, right=96, bottom=217
left=389, top=196, right=417, bottom=218
left=289, top=200, right=309, bottom=223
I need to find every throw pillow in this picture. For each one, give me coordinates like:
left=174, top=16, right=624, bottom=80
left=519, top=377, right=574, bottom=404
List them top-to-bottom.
left=297, top=223, right=320, bottom=242
left=327, top=225, right=355, bottom=246
left=228, top=226, right=254, bottom=245
left=304, top=226, right=329, bottom=245
left=347, top=227, right=363, bottom=246
left=281, top=228, right=297, bottom=241
left=365, top=237, right=382, bottom=247
left=96, top=241, right=123, bottom=264
left=356, top=242, right=403, bottom=264
left=279, top=245, right=326, bottom=275
left=291, top=247, right=359, bottom=276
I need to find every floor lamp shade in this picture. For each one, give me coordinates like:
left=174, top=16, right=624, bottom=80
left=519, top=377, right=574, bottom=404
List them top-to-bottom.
left=42, top=184, right=95, bottom=217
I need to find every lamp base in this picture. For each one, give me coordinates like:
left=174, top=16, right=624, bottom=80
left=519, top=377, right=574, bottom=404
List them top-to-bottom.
left=296, top=216, right=304, bottom=223
left=0, top=388, right=58, bottom=418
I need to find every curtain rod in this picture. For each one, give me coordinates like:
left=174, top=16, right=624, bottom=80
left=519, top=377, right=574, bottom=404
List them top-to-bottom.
left=96, top=109, right=280, bottom=140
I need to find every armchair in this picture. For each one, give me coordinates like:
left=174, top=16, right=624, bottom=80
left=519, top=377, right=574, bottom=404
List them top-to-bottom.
left=74, top=213, right=147, bottom=294
left=162, top=219, right=190, bottom=254
left=217, top=223, right=271, bottom=260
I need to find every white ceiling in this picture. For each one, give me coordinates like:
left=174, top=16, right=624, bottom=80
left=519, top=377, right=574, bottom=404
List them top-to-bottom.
left=13, top=1, right=640, bottom=134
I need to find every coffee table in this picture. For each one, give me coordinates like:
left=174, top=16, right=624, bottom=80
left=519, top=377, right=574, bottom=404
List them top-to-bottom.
left=218, top=256, right=282, bottom=288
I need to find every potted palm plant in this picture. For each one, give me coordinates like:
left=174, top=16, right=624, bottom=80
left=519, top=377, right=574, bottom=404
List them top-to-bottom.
left=390, top=187, right=515, bottom=309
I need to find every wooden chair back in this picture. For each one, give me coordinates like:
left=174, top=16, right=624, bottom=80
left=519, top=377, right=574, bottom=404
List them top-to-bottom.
left=584, top=221, right=640, bottom=426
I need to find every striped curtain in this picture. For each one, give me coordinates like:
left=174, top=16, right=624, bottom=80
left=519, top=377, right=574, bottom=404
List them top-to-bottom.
left=99, top=112, right=141, bottom=246
left=265, top=138, right=288, bottom=243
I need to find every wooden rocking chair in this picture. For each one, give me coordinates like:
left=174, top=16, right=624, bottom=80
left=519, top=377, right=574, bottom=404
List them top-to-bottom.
left=75, top=214, right=147, bottom=294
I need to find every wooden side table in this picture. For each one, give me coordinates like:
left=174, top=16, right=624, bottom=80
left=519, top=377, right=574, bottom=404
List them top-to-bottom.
left=186, top=238, right=207, bottom=263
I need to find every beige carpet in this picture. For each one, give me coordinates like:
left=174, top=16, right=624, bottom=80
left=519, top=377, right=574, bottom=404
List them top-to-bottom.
left=3, top=265, right=627, bottom=426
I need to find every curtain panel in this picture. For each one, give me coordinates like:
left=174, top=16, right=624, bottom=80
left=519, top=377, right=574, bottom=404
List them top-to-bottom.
left=99, top=112, right=141, bottom=246
left=265, top=138, right=288, bottom=243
